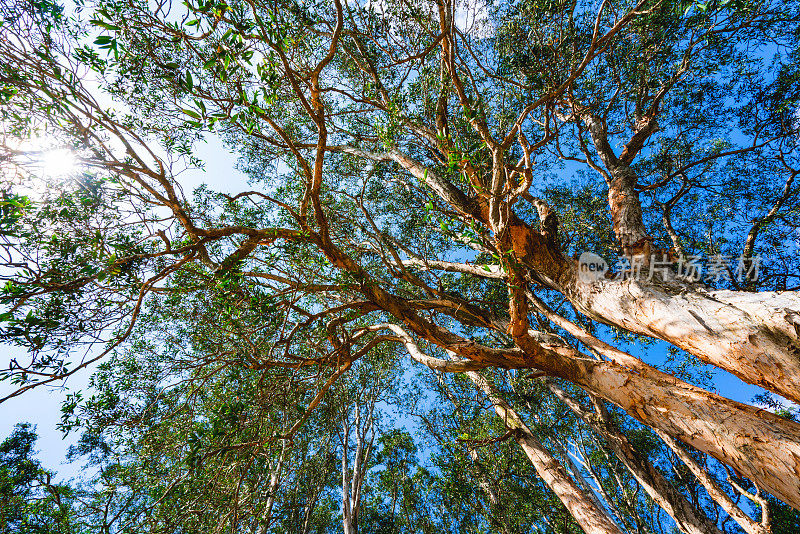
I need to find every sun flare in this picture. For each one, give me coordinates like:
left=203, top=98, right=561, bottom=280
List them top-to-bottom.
left=1, top=134, right=83, bottom=201
left=39, top=148, right=78, bottom=179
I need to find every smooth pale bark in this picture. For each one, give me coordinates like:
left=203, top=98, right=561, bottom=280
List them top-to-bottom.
left=568, top=277, right=800, bottom=405
left=519, top=343, right=800, bottom=510
left=467, top=371, right=625, bottom=534
left=546, top=380, right=726, bottom=534
left=341, top=401, right=374, bottom=534
left=558, top=440, right=628, bottom=526
left=256, top=442, right=287, bottom=534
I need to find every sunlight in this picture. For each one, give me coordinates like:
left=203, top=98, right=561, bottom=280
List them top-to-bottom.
left=0, top=134, right=83, bottom=201
left=39, top=147, right=78, bottom=179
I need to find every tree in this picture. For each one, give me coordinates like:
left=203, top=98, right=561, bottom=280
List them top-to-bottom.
left=2, top=0, right=800, bottom=529
left=0, top=424, right=79, bottom=534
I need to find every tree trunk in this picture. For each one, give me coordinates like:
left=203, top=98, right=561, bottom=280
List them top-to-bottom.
left=562, top=110, right=800, bottom=404
left=606, top=166, right=650, bottom=253
left=504, top=205, right=800, bottom=405
left=569, top=277, right=800, bottom=405
left=394, top=310, right=800, bottom=511
left=518, top=342, right=800, bottom=510
left=467, top=371, right=626, bottom=534
left=545, top=379, right=727, bottom=534
left=341, top=401, right=374, bottom=534
left=341, top=417, right=355, bottom=534
left=559, top=439, right=628, bottom=527
left=257, top=442, right=287, bottom=534
left=468, top=448, right=519, bottom=534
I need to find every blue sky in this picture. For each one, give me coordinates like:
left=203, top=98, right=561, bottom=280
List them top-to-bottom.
left=0, top=133, right=252, bottom=479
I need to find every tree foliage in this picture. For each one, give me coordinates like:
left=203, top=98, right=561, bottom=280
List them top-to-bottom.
left=2, top=0, right=800, bottom=531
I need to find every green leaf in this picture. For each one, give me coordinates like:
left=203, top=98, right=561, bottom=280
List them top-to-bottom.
left=90, top=19, right=121, bottom=31
left=181, top=108, right=201, bottom=119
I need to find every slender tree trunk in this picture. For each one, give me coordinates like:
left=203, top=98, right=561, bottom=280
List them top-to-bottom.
left=466, top=371, right=625, bottom=534
left=545, top=379, right=726, bottom=534
left=341, top=402, right=374, bottom=534
left=341, top=417, right=354, bottom=534
left=654, top=428, right=771, bottom=534
left=559, top=439, right=627, bottom=527
left=257, top=442, right=287, bottom=534
left=468, top=448, right=518, bottom=534
left=301, top=476, right=324, bottom=534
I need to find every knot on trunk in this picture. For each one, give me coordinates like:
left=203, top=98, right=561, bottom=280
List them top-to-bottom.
left=523, top=193, right=559, bottom=247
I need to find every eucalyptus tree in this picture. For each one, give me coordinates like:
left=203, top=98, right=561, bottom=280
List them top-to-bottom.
left=3, top=0, right=800, bottom=530
left=57, top=346, right=345, bottom=534
left=331, top=348, right=402, bottom=534
left=424, top=371, right=589, bottom=534
left=0, top=424, right=80, bottom=534
left=359, top=429, right=436, bottom=534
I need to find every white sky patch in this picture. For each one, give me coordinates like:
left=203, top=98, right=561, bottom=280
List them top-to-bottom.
left=341, top=0, right=492, bottom=41
left=454, top=0, right=490, bottom=36
left=40, top=148, right=78, bottom=178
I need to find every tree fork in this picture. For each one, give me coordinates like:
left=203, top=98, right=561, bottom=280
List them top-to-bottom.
left=503, top=215, right=800, bottom=405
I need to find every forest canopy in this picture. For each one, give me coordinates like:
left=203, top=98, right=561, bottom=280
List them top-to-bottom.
left=2, top=0, right=800, bottom=532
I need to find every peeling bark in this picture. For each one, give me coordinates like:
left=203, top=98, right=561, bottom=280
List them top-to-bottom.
left=342, top=144, right=800, bottom=409
left=606, top=166, right=650, bottom=254
left=496, top=211, right=800, bottom=405
left=568, top=277, right=800, bottom=405
left=386, top=311, right=800, bottom=510
left=512, top=340, right=800, bottom=510
left=546, top=380, right=726, bottom=534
